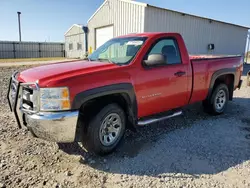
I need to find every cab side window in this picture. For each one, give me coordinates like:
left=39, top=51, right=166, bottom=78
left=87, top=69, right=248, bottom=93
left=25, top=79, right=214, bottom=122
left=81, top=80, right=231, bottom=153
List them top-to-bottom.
left=148, top=39, right=182, bottom=65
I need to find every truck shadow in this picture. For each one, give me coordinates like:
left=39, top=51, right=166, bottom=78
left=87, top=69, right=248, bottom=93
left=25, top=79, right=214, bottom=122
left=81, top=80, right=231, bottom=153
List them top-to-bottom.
left=59, top=95, right=250, bottom=177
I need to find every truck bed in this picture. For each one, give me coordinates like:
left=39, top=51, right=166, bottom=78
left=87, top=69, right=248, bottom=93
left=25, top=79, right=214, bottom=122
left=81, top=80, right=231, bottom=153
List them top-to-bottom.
left=189, top=55, right=243, bottom=104
left=190, top=55, right=242, bottom=60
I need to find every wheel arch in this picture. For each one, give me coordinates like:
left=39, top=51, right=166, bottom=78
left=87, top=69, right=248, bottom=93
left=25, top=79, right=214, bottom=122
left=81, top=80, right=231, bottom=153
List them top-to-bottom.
left=207, top=68, right=236, bottom=101
left=72, top=83, right=138, bottom=141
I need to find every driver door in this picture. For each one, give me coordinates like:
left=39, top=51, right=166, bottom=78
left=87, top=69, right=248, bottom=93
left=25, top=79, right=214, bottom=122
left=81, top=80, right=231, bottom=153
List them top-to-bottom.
left=135, top=38, right=189, bottom=118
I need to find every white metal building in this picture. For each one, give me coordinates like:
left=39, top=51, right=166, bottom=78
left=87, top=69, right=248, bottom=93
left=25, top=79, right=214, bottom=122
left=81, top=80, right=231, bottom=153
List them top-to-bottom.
left=87, top=0, right=249, bottom=55
left=64, top=24, right=87, bottom=58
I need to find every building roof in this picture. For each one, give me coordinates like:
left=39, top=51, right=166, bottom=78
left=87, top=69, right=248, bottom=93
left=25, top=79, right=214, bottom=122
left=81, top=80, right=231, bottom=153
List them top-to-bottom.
left=87, top=0, right=146, bottom=23
left=88, top=0, right=249, bottom=29
left=148, top=4, right=250, bottom=29
left=64, top=24, right=86, bottom=36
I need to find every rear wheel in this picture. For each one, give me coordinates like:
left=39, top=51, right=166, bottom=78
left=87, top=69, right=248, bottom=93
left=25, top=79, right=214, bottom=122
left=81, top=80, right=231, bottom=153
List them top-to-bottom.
left=203, top=84, right=229, bottom=115
left=84, top=104, right=126, bottom=155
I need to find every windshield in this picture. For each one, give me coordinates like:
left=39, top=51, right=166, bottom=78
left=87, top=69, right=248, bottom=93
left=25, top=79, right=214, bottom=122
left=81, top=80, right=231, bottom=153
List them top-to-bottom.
left=88, top=37, right=147, bottom=65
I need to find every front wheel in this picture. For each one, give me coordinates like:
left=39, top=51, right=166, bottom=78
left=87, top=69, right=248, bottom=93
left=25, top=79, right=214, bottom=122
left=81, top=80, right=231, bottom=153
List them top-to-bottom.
left=203, top=84, right=229, bottom=115
left=84, top=104, right=126, bottom=155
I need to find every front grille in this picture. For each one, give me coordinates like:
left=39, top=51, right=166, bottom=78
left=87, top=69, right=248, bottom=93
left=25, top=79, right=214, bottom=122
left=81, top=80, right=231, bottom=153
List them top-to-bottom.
left=8, top=72, right=40, bottom=128
left=9, top=72, right=37, bottom=113
left=21, top=86, right=35, bottom=111
left=23, top=87, right=33, bottom=94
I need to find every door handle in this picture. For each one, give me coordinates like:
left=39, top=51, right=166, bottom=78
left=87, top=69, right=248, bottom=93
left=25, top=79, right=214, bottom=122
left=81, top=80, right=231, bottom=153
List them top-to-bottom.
left=174, top=71, right=186, bottom=77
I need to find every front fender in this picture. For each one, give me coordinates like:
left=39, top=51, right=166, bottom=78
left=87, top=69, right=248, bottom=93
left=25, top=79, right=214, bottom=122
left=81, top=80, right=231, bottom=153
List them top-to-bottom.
left=71, top=83, right=138, bottom=125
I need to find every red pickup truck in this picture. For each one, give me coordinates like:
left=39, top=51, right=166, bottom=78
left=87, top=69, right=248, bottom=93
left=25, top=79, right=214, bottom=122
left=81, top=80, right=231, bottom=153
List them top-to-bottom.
left=8, top=33, right=243, bottom=155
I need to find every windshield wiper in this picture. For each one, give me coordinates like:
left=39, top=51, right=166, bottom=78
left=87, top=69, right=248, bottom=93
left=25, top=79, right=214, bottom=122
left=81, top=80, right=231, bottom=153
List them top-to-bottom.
left=83, top=57, right=92, bottom=61
left=97, top=58, right=116, bottom=64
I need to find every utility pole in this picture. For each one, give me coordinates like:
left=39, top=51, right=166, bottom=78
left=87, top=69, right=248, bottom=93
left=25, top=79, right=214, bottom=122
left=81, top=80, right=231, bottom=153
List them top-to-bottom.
left=17, top=11, right=22, bottom=41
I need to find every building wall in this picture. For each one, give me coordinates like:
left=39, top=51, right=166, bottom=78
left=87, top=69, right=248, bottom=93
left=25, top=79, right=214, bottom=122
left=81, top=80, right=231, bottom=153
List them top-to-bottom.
left=88, top=0, right=146, bottom=50
left=144, top=6, right=248, bottom=55
left=65, top=25, right=86, bottom=58
left=0, top=41, right=64, bottom=59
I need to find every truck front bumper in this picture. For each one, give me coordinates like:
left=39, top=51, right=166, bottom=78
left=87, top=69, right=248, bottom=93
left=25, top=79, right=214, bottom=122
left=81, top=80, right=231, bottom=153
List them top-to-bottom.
left=7, top=72, right=80, bottom=143
left=26, top=111, right=79, bottom=143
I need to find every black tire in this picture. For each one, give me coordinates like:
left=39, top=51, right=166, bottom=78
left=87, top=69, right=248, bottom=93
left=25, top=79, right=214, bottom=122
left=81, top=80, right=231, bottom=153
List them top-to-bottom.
left=203, top=84, right=229, bottom=115
left=84, top=103, right=126, bottom=155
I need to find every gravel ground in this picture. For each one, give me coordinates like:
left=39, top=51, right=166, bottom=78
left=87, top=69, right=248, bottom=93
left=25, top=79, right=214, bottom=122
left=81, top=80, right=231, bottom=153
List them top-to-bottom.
left=0, top=65, right=250, bottom=188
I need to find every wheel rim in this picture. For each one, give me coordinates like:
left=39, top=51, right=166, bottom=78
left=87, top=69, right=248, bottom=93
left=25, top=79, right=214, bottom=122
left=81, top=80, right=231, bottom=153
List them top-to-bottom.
left=215, top=89, right=226, bottom=110
left=99, top=113, right=122, bottom=146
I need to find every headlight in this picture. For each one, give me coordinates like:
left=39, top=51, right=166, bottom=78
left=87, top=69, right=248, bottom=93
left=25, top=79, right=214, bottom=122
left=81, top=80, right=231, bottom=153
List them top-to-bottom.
left=40, top=87, right=70, bottom=111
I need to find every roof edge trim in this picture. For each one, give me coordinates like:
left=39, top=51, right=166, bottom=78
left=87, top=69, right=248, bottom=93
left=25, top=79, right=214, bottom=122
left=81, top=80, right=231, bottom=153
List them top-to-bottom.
left=87, top=0, right=148, bottom=23
left=87, top=0, right=109, bottom=23
left=64, top=24, right=85, bottom=36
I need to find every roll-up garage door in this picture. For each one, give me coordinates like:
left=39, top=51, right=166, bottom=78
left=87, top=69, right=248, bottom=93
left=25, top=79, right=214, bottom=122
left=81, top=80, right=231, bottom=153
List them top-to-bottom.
left=96, top=26, right=114, bottom=49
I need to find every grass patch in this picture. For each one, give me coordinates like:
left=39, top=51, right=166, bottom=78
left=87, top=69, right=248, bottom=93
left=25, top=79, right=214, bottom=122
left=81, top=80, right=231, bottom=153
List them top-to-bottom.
left=0, top=57, right=66, bottom=63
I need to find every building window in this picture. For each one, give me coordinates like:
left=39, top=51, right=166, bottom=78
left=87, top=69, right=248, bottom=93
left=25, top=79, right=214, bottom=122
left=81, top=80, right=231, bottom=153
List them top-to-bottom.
left=69, top=43, right=73, bottom=50
left=77, top=43, right=82, bottom=50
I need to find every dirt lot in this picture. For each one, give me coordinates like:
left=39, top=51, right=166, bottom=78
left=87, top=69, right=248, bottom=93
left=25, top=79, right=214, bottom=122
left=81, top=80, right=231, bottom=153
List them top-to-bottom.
left=0, top=65, right=250, bottom=188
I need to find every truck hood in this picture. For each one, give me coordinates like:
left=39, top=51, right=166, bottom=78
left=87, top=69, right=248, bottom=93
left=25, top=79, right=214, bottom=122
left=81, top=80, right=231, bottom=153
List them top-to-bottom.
left=17, top=60, right=117, bottom=86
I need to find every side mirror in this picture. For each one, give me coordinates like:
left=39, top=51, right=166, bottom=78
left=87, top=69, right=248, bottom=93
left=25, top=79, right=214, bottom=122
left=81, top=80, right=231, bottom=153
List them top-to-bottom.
left=143, top=54, right=166, bottom=66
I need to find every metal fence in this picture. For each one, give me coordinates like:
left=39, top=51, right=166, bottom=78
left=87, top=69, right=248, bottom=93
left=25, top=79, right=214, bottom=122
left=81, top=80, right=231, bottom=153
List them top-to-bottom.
left=0, top=41, right=65, bottom=59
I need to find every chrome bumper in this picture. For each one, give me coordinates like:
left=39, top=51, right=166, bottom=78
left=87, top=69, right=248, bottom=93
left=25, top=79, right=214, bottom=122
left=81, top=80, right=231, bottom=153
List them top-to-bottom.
left=7, top=72, right=79, bottom=143
left=26, top=111, right=79, bottom=143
